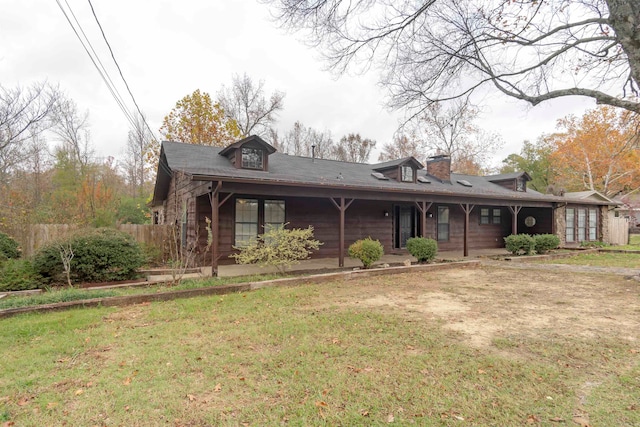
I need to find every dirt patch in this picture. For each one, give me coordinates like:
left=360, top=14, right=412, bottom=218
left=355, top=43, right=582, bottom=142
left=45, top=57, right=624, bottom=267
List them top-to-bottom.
left=333, top=264, right=640, bottom=349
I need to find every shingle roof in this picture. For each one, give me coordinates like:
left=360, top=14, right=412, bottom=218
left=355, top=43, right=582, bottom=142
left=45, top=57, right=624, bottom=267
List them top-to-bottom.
left=153, top=141, right=581, bottom=205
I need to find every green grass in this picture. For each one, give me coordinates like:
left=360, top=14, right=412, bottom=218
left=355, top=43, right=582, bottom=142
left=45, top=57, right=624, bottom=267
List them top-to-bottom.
left=601, top=233, right=640, bottom=251
left=536, top=252, right=640, bottom=268
left=0, top=273, right=282, bottom=310
left=1, top=278, right=638, bottom=426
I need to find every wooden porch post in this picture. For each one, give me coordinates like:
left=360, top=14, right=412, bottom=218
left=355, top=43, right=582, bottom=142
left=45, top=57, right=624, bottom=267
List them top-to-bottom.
left=210, top=181, right=222, bottom=277
left=329, top=197, right=354, bottom=267
left=415, top=201, right=433, bottom=238
left=459, top=203, right=475, bottom=257
left=508, top=205, right=522, bottom=236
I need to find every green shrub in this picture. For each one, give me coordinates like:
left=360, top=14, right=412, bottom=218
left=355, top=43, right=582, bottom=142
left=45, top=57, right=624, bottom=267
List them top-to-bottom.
left=231, top=225, right=322, bottom=274
left=32, top=228, right=145, bottom=284
left=0, top=232, right=20, bottom=261
left=504, top=234, right=535, bottom=255
left=533, top=234, right=560, bottom=254
left=348, top=237, right=384, bottom=269
left=406, top=237, right=438, bottom=263
left=0, top=259, right=43, bottom=292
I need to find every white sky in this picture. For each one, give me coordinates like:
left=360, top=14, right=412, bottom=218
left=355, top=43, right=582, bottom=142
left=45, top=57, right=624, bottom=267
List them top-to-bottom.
left=1, top=0, right=596, bottom=168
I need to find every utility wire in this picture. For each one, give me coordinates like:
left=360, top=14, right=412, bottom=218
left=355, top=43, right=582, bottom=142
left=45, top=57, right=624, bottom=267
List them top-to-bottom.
left=86, top=0, right=159, bottom=142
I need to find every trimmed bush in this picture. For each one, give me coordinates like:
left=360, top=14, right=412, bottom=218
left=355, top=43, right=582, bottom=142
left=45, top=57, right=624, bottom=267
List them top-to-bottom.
left=231, top=225, right=322, bottom=274
left=32, top=228, right=145, bottom=284
left=0, top=232, right=20, bottom=261
left=504, top=234, right=535, bottom=255
left=533, top=234, right=560, bottom=254
left=348, top=237, right=384, bottom=269
left=406, top=237, right=438, bottom=263
left=0, top=259, right=43, bottom=292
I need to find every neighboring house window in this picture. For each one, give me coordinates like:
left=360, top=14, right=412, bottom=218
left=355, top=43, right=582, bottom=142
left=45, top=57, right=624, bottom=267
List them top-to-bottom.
left=241, top=147, right=264, bottom=170
left=401, top=166, right=414, bottom=182
left=516, top=178, right=525, bottom=191
left=235, top=198, right=286, bottom=245
left=235, top=198, right=259, bottom=246
left=437, top=206, right=449, bottom=241
left=480, top=207, right=502, bottom=225
left=566, top=208, right=575, bottom=242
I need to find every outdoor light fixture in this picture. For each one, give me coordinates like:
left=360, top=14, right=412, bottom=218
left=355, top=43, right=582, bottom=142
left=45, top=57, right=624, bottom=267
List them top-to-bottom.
left=384, top=210, right=389, bottom=217
left=427, top=212, right=434, bottom=218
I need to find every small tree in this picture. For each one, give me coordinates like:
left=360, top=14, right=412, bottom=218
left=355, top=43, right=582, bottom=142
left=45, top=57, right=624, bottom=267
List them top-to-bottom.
left=231, top=225, right=322, bottom=274
left=348, top=237, right=384, bottom=269
left=406, top=237, right=438, bottom=263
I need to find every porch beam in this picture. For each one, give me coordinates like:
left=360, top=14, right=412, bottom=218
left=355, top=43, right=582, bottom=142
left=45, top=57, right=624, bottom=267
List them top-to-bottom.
left=210, top=181, right=222, bottom=277
left=219, top=192, right=234, bottom=208
left=329, top=197, right=354, bottom=267
left=415, top=201, right=433, bottom=238
left=459, top=203, right=475, bottom=257
left=507, top=205, right=522, bottom=236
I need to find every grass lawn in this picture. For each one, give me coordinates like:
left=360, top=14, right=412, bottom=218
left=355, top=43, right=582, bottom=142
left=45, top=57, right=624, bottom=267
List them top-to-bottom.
left=602, top=233, right=640, bottom=251
left=536, top=252, right=640, bottom=268
left=1, top=266, right=639, bottom=426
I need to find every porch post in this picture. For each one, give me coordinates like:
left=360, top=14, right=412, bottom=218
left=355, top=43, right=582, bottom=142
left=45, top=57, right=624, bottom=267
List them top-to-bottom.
left=210, top=181, right=223, bottom=277
left=329, top=197, right=354, bottom=267
left=415, top=201, right=433, bottom=238
left=460, top=203, right=475, bottom=257
left=508, top=205, right=522, bottom=236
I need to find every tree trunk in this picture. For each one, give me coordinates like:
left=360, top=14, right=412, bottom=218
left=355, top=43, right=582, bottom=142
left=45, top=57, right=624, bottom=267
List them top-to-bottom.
left=608, top=0, right=640, bottom=93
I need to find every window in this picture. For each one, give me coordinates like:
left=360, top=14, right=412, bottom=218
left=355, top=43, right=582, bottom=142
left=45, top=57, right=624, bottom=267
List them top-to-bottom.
left=241, top=147, right=264, bottom=169
left=401, top=165, right=414, bottom=182
left=516, top=178, right=525, bottom=191
left=235, top=198, right=286, bottom=245
left=235, top=199, right=258, bottom=246
left=181, top=201, right=188, bottom=247
left=437, top=206, right=449, bottom=241
left=480, top=207, right=501, bottom=225
left=566, top=208, right=575, bottom=242
left=577, top=209, right=586, bottom=242
left=588, top=209, right=597, bottom=240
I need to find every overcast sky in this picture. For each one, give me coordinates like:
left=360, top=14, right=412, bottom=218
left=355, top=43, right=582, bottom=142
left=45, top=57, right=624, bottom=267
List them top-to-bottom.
left=1, top=0, right=597, bottom=167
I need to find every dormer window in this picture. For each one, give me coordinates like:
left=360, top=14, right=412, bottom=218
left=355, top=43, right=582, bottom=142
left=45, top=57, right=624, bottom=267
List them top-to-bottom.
left=241, top=147, right=264, bottom=170
left=401, top=165, right=414, bottom=182
left=516, top=178, right=525, bottom=192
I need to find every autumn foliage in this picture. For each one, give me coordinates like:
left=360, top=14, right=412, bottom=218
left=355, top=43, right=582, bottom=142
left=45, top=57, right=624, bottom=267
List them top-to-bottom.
left=159, top=89, right=242, bottom=147
left=551, top=106, right=640, bottom=196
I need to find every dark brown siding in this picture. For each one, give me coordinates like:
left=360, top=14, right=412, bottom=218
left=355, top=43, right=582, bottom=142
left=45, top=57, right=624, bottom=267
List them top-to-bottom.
left=518, top=207, right=553, bottom=235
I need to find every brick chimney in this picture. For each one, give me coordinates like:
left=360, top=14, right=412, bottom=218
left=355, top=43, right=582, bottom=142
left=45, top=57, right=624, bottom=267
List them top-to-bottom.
left=426, top=155, right=451, bottom=183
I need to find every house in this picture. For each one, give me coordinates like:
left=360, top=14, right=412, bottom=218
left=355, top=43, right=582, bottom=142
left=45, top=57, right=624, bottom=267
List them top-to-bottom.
left=151, top=136, right=616, bottom=275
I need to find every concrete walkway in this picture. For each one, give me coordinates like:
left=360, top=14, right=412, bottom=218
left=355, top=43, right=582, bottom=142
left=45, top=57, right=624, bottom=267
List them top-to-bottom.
left=152, top=248, right=510, bottom=280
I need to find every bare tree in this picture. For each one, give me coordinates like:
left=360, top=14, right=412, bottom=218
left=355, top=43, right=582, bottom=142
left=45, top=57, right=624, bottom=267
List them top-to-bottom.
left=267, top=0, right=640, bottom=114
left=218, top=73, right=285, bottom=137
left=0, top=82, right=59, bottom=177
left=52, top=97, right=94, bottom=173
left=411, top=99, right=503, bottom=174
left=122, top=113, right=155, bottom=197
left=279, top=121, right=334, bottom=158
left=330, top=133, right=376, bottom=163
left=378, top=133, right=423, bottom=162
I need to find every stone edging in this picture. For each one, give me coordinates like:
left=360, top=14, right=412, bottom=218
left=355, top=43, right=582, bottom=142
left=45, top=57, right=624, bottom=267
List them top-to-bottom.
left=0, top=260, right=479, bottom=320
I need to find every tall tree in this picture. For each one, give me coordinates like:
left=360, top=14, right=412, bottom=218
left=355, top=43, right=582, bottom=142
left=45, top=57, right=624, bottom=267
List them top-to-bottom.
left=268, top=0, right=640, bottom=114
left=217, top=73, right=285, bottom=137
left=0, top=82, right=59, bottom=178
left=160, top=89, right=242, bottom=146
left=52, top=97, right=93, bottom=173
left=411, top=99, right=503, bottom=174
left=550, top=106, right=640, bottom=196
left=122, top=113, right=155, bottom=198
left=279, top=121, right=334, bottom=158
left=330, top=133, right=376, bottom=163
left=378, top=133, right=423, bottom=162
left=501, top=138, right=557, bottom=192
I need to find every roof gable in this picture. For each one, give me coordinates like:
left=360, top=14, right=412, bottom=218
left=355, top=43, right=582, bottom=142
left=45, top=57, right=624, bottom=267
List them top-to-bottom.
left=218, top=135, right=276, bottom=156
left=372, top=156, right=424, bottom=171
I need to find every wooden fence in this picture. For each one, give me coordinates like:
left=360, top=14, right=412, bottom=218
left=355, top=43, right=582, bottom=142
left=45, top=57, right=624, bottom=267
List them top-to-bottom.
left=608, top=216, right=630, bottom=246
left=8, top=224, right=173, bottom=257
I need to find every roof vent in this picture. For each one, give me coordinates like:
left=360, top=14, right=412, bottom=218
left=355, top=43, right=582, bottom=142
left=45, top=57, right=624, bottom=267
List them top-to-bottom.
left=337, top=172, right=344, bottom=180
left=371, top=172, right=389, bottom=180
left=417, top=176, right=431, bottom=184
left=457, top=179, right=472, bottom=187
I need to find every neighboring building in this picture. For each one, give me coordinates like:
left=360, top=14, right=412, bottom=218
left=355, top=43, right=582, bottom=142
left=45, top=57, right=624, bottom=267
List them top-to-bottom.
left=151, top=136, right=615, bottom=275
left=614, top=192, right=640, bottom=233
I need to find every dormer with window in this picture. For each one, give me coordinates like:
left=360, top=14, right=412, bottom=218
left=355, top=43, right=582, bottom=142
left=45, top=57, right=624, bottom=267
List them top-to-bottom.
left=219, top=135, right=276, bottom=171
left=371, top=156, right=424, bottom=183
left=486, top=171, right=531, bottom=192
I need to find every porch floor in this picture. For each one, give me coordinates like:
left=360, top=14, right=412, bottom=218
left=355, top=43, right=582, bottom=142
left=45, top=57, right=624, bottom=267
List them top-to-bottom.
left=197, top=248, right=510, bottom=278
